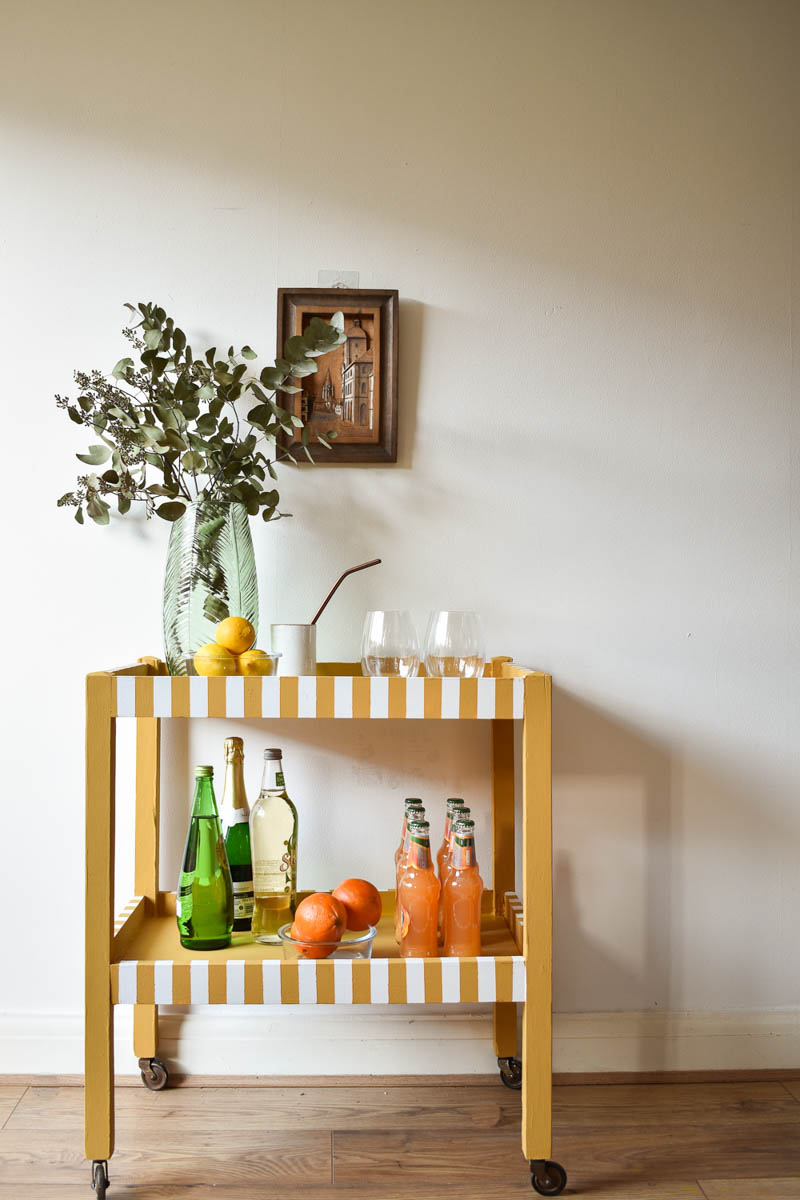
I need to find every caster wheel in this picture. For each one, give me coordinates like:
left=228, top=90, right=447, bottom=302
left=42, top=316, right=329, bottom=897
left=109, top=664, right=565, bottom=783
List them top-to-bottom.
left=138, top=1056, right=169, bottom=1091
left=498, top=1056, right=522, bottom=1090
left=91, top=1160, right=109, bottom=1196
left=530, top=1160, right=567, bottom=1195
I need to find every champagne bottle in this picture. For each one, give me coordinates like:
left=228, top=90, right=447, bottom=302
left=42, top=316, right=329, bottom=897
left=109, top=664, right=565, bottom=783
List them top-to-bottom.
left=220, top=737, right=254, bottom=933
left=250, top=749, right=298, bottom=944
left=177, top=766, right=234, bottom=950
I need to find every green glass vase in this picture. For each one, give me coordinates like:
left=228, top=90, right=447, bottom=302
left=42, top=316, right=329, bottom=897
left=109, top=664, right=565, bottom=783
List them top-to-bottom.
left=162, top=499, right=259, bottom=675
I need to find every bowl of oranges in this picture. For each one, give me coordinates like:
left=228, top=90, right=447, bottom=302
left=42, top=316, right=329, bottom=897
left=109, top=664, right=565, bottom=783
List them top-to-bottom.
left=190, top=618, right=280, bottom=677
left=278, top=880, right=382, bottom=960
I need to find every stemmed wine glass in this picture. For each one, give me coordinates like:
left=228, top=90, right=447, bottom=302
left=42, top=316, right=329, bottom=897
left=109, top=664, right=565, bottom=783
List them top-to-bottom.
left=361, top=611, right=421, bottom=677
left=423, top=611, right=485, bottom=678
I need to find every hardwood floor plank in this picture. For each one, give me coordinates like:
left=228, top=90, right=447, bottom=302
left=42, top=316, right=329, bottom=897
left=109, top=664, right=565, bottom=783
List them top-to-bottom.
left=553, top=1082, right=800, bottom=1128
left=7, top=1083, right=519, bottom=1132
left=784, top=1083, right=800, bottom=1103
left=0, top=1087, right=25, bottom=1129
left=333, top=1127, right=529, bottom=1183
left=0, top=1128, right=330, bottom=1188
left=699, top=1181, right=800, bottom=1199
left=0, top=1186, right=536, bottom=1200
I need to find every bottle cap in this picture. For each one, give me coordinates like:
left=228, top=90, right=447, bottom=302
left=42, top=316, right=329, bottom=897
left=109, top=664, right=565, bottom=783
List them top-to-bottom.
left=224, top=737, right=244, bottom=762
left=263, top=748, right=283, bottom=760
left=195, top=765, right=213, bottom=778
left=405, top=799, right=425, bottom=812
left=453, top=817, right=475, bottom=832
left=408, top=819, right=430, bottom=833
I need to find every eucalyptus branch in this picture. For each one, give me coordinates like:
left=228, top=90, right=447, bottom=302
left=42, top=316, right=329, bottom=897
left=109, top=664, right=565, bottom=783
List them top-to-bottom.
left=57, top=301, right=344, bottom=527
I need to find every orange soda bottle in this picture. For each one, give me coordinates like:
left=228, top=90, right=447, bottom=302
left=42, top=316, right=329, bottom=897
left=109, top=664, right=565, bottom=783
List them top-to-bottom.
left=437, top=799, right=468, bottom=942
left=394, top=800, right=424, bottom=942
left=443, top=817, right=483, bottom=956
left=398, top=819, right=441, bottom=958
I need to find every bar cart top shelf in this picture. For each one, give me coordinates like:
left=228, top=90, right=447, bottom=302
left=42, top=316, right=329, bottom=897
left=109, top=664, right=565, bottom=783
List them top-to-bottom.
left=96, top=655, right=541, bottom=720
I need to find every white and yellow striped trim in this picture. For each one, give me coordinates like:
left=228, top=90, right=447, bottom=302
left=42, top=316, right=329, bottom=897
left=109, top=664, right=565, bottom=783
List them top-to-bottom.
left=110, top=675, right=524, bottom=720
left=114, top=896, right=143, bottom=935
left=111, top=955, right=525, bottom=1006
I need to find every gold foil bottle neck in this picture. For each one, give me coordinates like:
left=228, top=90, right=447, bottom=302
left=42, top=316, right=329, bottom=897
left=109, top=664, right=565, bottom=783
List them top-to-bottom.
left=224, top=736, right=244, bottom=763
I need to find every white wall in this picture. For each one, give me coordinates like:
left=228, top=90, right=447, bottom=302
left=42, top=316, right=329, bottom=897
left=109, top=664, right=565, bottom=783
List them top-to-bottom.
left=0, top=0, right=798, bottom=1074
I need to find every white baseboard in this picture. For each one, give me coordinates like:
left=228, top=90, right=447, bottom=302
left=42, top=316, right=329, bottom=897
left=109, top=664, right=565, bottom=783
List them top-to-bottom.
left=2, top=1008, right=798, bottom=1077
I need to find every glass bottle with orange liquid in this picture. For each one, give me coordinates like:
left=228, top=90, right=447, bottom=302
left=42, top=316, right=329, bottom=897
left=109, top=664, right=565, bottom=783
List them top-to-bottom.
left=436, top=798, right=468, bottom=941
left=394, top=799, right=424, bottom=942
left=442, top=817, right=483, bottom=957
left=398, top=819, right=440, bottom=958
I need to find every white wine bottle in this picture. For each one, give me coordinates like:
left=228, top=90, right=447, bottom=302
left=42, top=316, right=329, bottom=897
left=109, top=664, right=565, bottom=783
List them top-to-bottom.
left=249, top=749, right=298, bottom=944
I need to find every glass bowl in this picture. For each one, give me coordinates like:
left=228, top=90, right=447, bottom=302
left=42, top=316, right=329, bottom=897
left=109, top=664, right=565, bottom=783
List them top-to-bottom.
left=186, top=650, right=281, bottom=677
left=278, top=923, right=377, bottom=960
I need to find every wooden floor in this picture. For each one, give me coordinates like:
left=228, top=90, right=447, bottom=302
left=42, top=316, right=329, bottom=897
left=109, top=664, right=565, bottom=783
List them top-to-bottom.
left=1, top=1077, right=800, bottom=1197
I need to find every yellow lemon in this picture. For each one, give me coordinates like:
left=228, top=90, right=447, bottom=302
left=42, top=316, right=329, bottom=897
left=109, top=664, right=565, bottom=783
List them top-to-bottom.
left=215, top=616, right=256, bottom=655
left=194, top=643, right=236, bottom=676
left=237, top=649, right=275, bottom=677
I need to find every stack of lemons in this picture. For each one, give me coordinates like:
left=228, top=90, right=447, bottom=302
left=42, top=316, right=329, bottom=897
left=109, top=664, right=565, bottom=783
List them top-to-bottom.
left=193, top=618, right=272, bottom=677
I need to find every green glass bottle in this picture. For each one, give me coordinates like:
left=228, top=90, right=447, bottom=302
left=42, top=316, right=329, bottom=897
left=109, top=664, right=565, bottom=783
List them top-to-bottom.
left=220, top=737, right=254, bottom=933
left=177, top=765, right=234, bottom=950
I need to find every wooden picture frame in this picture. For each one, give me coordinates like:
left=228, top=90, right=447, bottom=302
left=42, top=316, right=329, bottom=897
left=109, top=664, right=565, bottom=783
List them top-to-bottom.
left=277, top=288, right=398, bottom=463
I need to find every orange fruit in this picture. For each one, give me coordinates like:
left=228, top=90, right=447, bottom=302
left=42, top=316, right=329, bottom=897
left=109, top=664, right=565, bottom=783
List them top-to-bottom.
left=215, top=616, right=256, bottom=655
left=193, top=643, right=236, bottom=676
left=332, top=878, right=382, bottom=931
left=292, top=893, right=347, bottom=946
left=289, top=921, right=334, bottom=959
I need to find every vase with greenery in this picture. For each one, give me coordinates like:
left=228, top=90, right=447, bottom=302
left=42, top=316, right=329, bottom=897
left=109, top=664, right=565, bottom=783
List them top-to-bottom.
left=57, top=302, right=345, bottom=672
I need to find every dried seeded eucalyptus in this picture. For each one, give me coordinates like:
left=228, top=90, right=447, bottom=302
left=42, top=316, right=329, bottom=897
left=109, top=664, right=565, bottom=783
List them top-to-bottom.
left=56, top=302, right=344, bottom=526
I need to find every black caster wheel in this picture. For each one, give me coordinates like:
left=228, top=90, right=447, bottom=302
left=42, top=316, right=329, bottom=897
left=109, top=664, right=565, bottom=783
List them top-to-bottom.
left=498, top=1055, right=522, bottom=1090
left=138, top=1056, right=169, bottom=1090
left=530, top=1159, right=567, bottom=1195
left=91, top=1160, right=109, bottom=1196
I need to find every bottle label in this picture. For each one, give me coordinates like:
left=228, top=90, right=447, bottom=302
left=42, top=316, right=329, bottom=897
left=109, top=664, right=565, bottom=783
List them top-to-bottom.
left=276, top=772, right=285, bottom=787
left=222, top=809, right=249, bottom=826
left=253, top=854, right=294, bottom=892
left=232, top=879, right=254, bottom=920
left=178, top=881, right=193, bottom=922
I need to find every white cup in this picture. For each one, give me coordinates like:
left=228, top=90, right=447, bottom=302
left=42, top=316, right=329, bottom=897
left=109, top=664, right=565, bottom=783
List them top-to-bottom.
left=270, top=624, right=317, bottom=676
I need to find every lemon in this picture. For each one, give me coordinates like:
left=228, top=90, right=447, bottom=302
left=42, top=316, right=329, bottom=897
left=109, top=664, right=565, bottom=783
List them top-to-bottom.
left=215, top=616, right=256, bottom=655
left=194, top=643, right=236, bottom=677
left=237, top=649, right=274, bottom=677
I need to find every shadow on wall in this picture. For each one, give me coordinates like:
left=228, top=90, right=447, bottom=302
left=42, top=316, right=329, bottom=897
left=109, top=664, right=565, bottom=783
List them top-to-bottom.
left=553, top=687, right=677, bottom=1070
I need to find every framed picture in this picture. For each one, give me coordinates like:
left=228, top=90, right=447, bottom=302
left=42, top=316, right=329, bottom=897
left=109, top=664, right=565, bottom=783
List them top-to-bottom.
left=277, top=288, right=398, bottom=463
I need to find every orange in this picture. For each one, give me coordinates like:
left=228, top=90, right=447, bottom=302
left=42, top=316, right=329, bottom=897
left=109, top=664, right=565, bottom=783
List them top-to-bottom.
left=215, top=616, right=256, bottom=655
left=193, top=643, right=236, bottom=676
left=332, top=878, right=382, bottom=931
left=292, top=893, right=347, bottom=947
left=289, top=921, right=334, bottom=960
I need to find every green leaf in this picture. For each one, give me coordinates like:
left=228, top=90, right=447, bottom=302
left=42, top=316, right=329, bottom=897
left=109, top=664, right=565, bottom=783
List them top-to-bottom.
left=330, top=311, right=345, bottom=332
left=143, top=328, right=163, bottom=349
left=173, top=328, right=186, bottom=353
left=283, top=335, right=308, bottom=363
left=241, top=345, right=257, bottom=360
left=205, top=347, right=217, bottom=367
left=112, top=356, right=134, bottom=379
left=290, top=358, right=318, bottom=378
left=260, top=366, right=287, bottom=389
left=275, top=382, right=302, bottom=394
left=196, top=384, right=215, bottom=400
left=67, top=406, right=83, bottom=424
left=195, top=413, right=217, bottom=435
left=291, top=415, right=304, bottom=427
left=301, top=424, right=311, bottom=446
left=326, top=429, right=338, bottom=439
left=317, top=436, right=331, bottom=449
left=76, top=444, right=111, bottom=466
left=303, top=445, right=314, bottom=463
left=182, top=450, right=204, bottom=471
left=267, top=461, right=277, bottom=480
left=117, top=495, right=131, bottom=515
left=87, top=496, right=111, bottom=525
left=156, top=501, right=187, bottom=522
left=74, top=507, right=84, bottom=524
left=203, top=593, right=229, bottom=622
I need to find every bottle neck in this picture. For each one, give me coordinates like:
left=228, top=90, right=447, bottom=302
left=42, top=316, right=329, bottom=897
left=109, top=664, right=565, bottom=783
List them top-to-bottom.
left=260, top=758, right=285, bottom=792
left=222, top=760, right=248, bottom=816
left=191, top=776, right=219, bottom=817
left=451, top=834, right=476, bottom=870
left=407, top=835, right=431, bottom=870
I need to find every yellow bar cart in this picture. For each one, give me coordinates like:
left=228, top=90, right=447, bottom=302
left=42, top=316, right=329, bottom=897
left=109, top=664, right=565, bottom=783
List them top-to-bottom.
left=85, top=655, right=566, bottom=1196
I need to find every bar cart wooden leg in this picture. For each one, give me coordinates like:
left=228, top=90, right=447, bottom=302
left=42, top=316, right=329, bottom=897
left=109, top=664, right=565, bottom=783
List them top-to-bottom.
left=85, top=674, right=115, bottom=1182
left=522, top=674, right=566, bottom=1194
left=134, top=700, right=169, bottom=1089
left=491, top=710, right=520, bottom=1081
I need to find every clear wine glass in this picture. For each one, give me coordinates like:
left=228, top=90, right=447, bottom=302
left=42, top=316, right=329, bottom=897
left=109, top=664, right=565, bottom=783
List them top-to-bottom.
left=361, top=611, right=421, bottom=677
left=424, top=611, right=485, bottom=678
